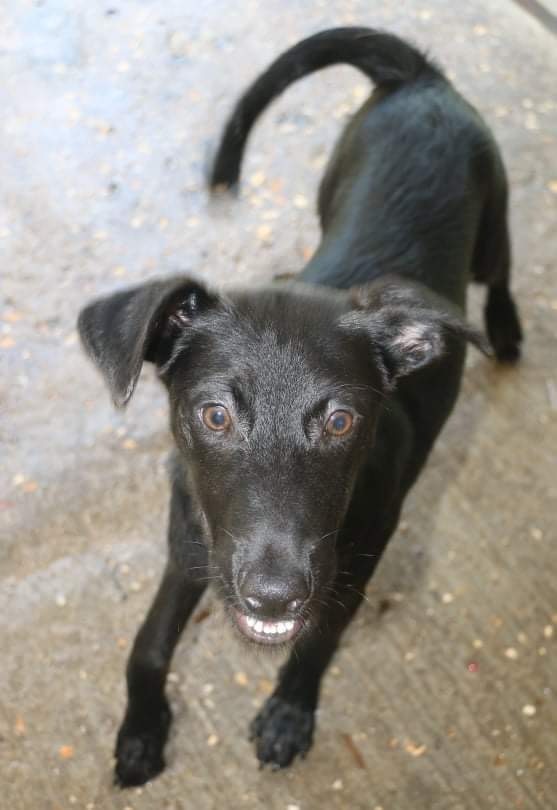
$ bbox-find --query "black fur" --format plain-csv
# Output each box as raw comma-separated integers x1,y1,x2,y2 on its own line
78,27,522,787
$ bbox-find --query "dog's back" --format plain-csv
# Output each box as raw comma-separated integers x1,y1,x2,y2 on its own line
210,26,522,362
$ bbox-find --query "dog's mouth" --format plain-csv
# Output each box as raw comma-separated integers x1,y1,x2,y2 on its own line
234,610,303,645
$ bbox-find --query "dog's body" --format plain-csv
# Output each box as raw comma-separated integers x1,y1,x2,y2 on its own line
78,28,522,786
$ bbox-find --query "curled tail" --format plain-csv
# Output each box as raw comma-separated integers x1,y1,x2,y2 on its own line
209,27,440,190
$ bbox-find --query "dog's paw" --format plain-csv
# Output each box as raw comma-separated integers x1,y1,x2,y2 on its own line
485,288,523,364
249,695,314,769
114,701,171,788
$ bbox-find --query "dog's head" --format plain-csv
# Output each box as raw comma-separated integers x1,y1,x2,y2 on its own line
78,275,486,646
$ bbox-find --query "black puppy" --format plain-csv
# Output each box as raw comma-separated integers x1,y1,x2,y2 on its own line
78,28,522,787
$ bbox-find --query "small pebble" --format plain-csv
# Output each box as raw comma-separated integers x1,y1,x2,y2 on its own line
473,639,484,649
442,592,454,604
256,224,272,242
234,671,248,687
522,705,536,717
530,527,543,541
168,31,190,57
544,625,553,639
505,648,518,660
332,778,343,790
55,594,67,607
14,715,26,736
207,734,219,747
405,740,427,757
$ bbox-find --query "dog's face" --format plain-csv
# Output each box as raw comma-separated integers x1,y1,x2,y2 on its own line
79,276,484,646
167,286,383,645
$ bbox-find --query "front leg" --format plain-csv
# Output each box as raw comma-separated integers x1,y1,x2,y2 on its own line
115,484,208,787
114,563,206,786
251,520,398,769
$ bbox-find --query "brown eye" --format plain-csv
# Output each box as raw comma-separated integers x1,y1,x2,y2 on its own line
202,404,231,432
324,410,353,437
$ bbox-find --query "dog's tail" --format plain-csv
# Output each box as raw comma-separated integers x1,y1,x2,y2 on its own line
209,27,441,190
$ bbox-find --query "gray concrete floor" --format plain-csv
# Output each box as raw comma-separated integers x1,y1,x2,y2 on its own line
1,2,556,809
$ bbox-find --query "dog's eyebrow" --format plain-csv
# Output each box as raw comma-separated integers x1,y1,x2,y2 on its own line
303,391,363,423
188,377,252,412
331,381,385,396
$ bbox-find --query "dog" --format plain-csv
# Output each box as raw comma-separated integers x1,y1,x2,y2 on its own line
78,27,523,787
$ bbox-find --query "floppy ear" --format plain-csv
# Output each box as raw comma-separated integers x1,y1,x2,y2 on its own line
340,278,490,388
78,276,216,407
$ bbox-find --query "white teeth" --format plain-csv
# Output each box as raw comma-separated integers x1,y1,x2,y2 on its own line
242,615,297,636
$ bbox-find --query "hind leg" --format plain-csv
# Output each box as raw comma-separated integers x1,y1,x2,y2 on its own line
473,196,523,363
485,281,523,363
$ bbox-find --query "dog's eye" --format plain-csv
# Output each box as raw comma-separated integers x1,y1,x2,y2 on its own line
201,404,232,432
324,410,353,437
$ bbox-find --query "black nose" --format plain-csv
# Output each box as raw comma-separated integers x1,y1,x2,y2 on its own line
239,570,309,618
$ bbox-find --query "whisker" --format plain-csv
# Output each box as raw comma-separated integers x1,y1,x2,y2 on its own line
316,529,339,544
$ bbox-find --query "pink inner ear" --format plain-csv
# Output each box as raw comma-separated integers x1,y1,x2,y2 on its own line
167,291,201,328
169,309,190,327
392,322,430,352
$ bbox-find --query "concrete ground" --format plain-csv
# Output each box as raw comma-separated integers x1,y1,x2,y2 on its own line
1,1,556,808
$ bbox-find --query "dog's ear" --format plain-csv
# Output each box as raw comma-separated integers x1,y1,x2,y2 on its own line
78,276,217,407
340,278,490,388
